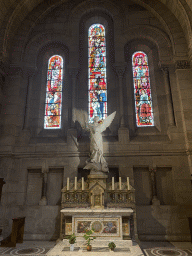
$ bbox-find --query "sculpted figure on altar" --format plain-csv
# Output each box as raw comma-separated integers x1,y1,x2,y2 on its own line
75,109,116,173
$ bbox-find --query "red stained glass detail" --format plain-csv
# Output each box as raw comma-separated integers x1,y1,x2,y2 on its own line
132,51,154,127
88,24,107,122
44,55,63,129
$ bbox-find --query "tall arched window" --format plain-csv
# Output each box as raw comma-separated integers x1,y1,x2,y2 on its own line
132,51,154,126
88,24,107,122
44,55,63,129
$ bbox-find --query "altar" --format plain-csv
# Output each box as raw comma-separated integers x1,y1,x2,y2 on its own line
59,112,136,243
59,173,136,241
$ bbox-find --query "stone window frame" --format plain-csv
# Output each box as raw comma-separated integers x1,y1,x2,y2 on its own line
125,40,162,135
36,47,69,137
78,12,116,127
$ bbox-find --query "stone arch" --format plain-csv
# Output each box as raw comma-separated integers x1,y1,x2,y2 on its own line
120,26,173,63
72,0,120,18
132,0,188,59
1,0,68,61
124,38,163,132
58,0,188,61
23,39,70,134
1,0,191,63
12,32,70,69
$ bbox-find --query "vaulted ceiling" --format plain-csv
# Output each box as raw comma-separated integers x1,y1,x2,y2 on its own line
0,0,192,64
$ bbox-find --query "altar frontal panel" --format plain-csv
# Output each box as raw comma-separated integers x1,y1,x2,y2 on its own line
74,217,121,237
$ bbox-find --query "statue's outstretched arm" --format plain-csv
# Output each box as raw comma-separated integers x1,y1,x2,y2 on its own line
99,111,116,133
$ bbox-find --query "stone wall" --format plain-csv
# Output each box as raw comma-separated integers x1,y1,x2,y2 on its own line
137,205,192,241
0,0,192,242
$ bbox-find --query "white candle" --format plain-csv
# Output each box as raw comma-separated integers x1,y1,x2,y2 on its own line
82,177,84,190
112,177,114,190
67,177,69,190
119,177,122,190
74,177,77,190
127,177,130,190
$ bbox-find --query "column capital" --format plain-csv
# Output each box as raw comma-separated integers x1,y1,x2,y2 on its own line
9,63,37,77
68,67,79,78
188,46,192,66
22,65,38,77
0,59,9,76
42,169,49,174
158,61,176,72
150,168,157,172
114,62,127,78
9,64,23,77
175,60,190,70
160,65,169,74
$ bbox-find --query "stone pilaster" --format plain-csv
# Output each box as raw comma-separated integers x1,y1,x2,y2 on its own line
0,178,6,205
1,65,24,147
114,63,126,127
114,63,129,143
161,66,175,126
39,168,49,206
69,67,79,128
22,65,37,130
150,169,160,205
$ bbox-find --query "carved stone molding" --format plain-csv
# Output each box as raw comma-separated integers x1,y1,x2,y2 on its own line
0,60,9,76
23,65,38,77
114,63,127,78
175,60,190,70
9,63,37,77
115,67,125,77
161,66,169,74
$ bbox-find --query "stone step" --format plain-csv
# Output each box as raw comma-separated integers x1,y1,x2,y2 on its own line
63,239,132,248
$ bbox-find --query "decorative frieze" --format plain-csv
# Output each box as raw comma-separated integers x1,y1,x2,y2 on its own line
175,60,190,70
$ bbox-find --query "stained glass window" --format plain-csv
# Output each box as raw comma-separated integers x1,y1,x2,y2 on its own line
44,55,63,129
132,51,154,126
88,24,107,122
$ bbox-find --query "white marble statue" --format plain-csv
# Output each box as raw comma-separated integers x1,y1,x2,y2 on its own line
75,109,116,173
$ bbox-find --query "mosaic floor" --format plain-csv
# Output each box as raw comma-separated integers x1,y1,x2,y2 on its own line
143,248,192,256
141,242,192,256
0,241,191,256
0,241,55,256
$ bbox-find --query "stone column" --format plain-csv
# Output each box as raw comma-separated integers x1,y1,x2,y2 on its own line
161,66,175,126
150,169,160,205
2,66,24,147
39,169,49,206
114,64,126,127
114,63,129,143
0,178,6,204
22,66,37,130
69,68,79,128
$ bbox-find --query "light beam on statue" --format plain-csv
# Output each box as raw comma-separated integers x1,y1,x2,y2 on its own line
75,109,116,173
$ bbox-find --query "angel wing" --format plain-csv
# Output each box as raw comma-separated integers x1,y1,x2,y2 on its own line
74,108,89,131
99,111,116,133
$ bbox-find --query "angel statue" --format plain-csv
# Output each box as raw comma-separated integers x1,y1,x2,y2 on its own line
75,109,116,173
